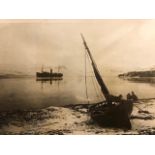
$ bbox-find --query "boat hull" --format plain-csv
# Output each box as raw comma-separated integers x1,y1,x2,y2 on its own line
36,72,63,78
89,100,133,129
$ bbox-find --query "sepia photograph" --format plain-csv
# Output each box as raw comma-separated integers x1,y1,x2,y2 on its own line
0,19,155,135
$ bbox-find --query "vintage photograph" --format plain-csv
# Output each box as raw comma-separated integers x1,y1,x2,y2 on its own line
0,19,155,135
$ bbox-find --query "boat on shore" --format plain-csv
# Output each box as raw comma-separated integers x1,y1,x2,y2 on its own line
89,100,133,129
81,34,133,129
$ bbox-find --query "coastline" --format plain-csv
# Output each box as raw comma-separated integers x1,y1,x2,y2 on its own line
0,99,155,135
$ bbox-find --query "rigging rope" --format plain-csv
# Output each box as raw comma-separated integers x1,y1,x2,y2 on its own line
90,75,100,98
85,51,104,101
84,49,90,104
88,58,104,100
91,75,104,100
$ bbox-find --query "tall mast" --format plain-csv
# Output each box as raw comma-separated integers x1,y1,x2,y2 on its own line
81,34,110,101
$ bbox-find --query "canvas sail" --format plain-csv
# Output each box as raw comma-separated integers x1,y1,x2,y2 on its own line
81,34,110,101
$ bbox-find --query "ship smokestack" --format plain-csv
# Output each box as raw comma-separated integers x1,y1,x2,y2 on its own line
50,69,53,74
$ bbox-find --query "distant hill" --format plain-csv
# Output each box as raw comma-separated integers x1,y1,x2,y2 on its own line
0,73,33,79
118,70,155,78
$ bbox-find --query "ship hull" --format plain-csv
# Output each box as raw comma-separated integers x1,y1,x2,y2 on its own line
36,72,63,78
89,100,133,129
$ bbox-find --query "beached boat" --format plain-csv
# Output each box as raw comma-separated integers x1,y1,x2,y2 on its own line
81,34,133,129
89,100,133,129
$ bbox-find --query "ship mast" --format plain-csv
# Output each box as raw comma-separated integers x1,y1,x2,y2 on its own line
81,34,110,101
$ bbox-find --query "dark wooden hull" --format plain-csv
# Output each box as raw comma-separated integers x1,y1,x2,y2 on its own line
89,100,133,129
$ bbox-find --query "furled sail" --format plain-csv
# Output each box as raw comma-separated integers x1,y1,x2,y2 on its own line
81,34,110,101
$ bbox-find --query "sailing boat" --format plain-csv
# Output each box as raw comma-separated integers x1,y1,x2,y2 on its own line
81,34,133,129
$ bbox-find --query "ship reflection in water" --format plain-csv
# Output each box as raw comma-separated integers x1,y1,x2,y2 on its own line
36,77,63,88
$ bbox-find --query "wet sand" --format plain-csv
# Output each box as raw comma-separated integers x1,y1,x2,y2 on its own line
0,99,155,135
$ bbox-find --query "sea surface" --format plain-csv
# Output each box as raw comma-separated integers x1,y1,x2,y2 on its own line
0,76,155,111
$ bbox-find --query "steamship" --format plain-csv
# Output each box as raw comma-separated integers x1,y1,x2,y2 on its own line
36,68,63,79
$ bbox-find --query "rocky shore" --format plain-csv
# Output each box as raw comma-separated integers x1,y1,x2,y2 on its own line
0,99,155,135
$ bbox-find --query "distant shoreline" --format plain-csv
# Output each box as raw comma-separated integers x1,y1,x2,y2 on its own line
118,70,155,78
118,70,155,83
0,74,34,79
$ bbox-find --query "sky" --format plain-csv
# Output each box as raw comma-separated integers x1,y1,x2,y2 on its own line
0,19,155,75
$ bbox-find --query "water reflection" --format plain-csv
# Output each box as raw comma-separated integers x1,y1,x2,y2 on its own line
36,77,63,87
0,76,155,111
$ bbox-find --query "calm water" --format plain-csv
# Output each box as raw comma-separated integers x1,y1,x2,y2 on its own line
0,76,155,111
